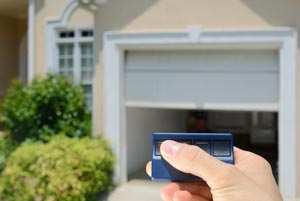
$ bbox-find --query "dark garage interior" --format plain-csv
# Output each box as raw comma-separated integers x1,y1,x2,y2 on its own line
126,108,278,182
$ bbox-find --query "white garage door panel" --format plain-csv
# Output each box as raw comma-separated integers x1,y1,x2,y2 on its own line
125,50,279,108
126,50,278,73
126,72,278,103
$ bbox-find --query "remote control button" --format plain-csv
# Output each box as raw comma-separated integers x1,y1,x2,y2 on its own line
213,140,231,156
155,140,164,156
175,139,192,145
155,139,192,156
194,140,210,154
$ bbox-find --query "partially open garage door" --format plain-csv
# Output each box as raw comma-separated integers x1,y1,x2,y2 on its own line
104,29,297,197
125,50,279,111
124,49,279,179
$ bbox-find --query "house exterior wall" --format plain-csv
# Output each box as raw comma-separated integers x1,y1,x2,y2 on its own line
67,6,93,27
31,0,300,195
0,15,26,99
35,0,69,76
93,0,300,195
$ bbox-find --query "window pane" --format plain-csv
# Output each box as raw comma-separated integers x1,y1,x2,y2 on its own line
67,44,73,55
58,43,74,82
81,44,87,55
83,84,92,94
68,31,75,38
80,43,93,83
81,70,93,82
59,31,75,38
59,59,65,68
60,32,66,38
82,84,92,110
59,45,65,56
81,30,93,37
86,46,92,55
68,58,73,67
81,58,87,67
87,57,93,66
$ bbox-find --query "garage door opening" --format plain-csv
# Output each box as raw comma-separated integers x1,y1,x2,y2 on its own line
126,108,278,182
125,48,279,181
104,29,297,196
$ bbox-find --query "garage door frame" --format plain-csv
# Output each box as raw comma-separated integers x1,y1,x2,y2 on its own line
103,27,297,197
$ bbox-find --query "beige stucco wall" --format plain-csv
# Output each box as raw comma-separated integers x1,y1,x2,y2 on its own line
94,0,300,195
0,15,22,99
35,0,69,76
68,6,93,27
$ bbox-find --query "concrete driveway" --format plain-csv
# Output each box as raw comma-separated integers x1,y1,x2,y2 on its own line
104,180,300,201
107,180,165,201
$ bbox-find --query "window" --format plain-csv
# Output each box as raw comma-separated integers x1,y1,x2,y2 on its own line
56,28,94,110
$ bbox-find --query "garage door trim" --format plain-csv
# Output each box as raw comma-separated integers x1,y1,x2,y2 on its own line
103,27,297,197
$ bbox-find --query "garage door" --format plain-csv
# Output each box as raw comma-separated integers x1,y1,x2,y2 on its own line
125,49,279,111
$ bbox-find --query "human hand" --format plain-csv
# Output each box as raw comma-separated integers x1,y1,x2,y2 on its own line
146,140,282,201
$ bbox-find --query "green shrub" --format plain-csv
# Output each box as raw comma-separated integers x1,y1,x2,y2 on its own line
0,135,114,201
0,74,91,142
0,134,17,173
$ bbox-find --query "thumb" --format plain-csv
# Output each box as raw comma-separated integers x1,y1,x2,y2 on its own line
160,140,232,185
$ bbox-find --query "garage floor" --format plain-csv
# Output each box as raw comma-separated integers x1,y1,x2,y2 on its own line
128,168,150,180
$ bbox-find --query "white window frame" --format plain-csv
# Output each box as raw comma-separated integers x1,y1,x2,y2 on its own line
103,27,298,198
28,0,35,83
55,27,94,85
54,27,95,111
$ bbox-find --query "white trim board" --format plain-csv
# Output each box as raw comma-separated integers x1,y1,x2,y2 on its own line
103,27,298,197
28,0,35,83
125,101,279,112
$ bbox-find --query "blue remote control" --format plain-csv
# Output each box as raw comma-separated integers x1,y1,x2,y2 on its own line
152,133,234,182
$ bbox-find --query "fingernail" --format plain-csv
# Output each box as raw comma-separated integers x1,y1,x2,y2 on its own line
161,140,182,157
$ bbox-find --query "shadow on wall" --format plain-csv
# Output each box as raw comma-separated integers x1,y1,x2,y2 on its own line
35,0,45,15
241,0,300,44
96,0,159,32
